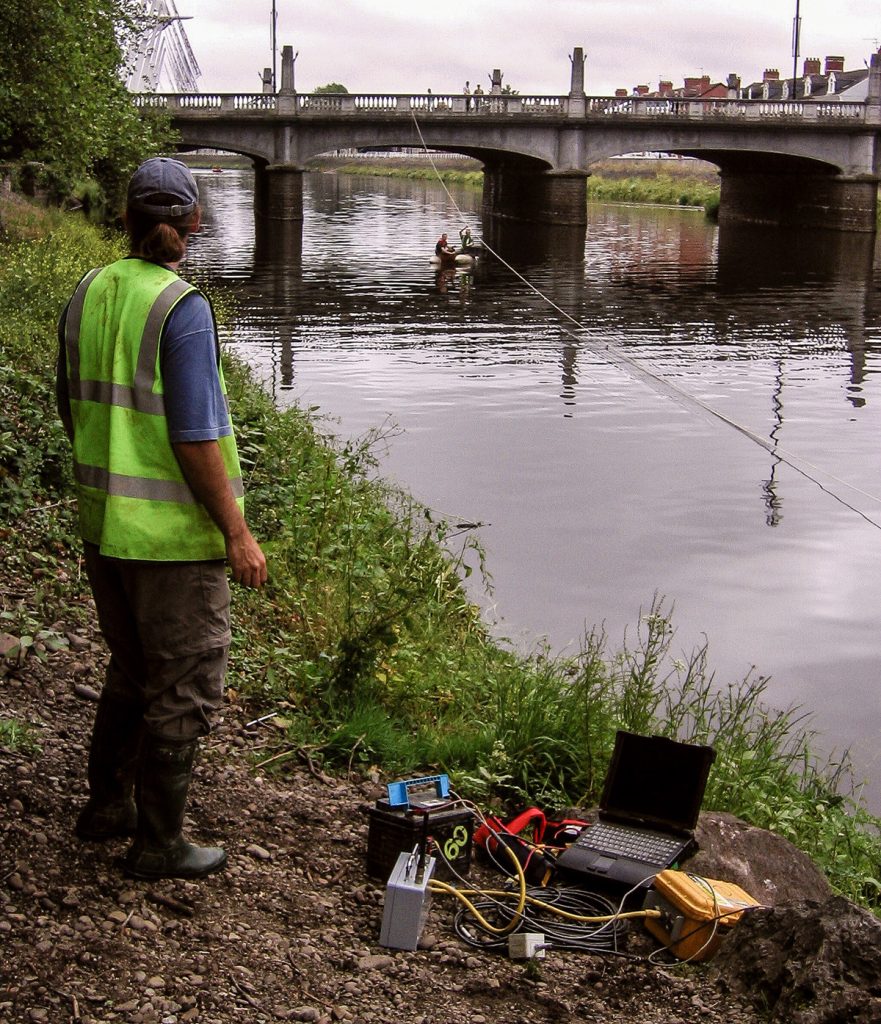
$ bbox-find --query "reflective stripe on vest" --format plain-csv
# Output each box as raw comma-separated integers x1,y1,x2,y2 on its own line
65,260,243,561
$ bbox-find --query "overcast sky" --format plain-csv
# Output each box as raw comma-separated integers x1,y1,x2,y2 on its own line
179,0,879,96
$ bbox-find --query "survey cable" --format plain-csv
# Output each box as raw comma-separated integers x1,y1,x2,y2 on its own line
423,795,662,955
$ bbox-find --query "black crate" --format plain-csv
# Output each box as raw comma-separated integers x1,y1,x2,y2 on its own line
367,798,473,881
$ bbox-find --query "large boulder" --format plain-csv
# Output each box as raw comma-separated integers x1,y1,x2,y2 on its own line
685,810,832,905
682,813,881,1022
709,896,881,1023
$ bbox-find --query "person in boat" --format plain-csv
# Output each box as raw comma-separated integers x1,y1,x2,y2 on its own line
435,233,456,261
458,225,474,251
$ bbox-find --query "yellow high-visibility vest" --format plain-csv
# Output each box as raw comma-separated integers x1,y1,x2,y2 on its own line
63,258,243,561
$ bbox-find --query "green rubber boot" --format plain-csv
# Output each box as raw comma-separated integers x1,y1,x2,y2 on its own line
122,735,227,880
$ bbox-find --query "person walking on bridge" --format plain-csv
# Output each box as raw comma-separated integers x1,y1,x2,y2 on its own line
57,157,267,880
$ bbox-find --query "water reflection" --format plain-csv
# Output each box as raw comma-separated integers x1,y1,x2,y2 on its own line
254,217,303,269
762,360,786,527
483,218,588,268
716,223,876,288
716,224,876,413
186,169,881,809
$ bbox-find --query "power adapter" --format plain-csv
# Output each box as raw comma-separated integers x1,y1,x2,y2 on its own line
508,932,546,960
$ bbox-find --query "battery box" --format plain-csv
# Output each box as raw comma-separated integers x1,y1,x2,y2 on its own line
367,797,473,881
643,868,761,962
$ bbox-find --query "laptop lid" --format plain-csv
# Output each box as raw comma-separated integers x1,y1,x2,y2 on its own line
554,731,716,889
599,730,716,835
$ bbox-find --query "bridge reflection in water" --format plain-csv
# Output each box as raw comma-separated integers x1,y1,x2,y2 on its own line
187,167,881,809
195,168,880,423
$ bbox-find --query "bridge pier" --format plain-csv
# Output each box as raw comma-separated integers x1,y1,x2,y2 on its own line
719,170,879,233
254,163,304,222
482,167,588,228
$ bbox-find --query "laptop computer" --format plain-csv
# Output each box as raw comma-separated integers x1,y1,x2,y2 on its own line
555,730,715,889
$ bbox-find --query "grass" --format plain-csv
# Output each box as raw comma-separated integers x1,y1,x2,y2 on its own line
310,155,723,215
586,173,719,210
0,718,40,754
1,193,880,910
320,161,485,190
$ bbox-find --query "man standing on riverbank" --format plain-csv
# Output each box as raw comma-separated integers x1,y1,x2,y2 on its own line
57,157,267,881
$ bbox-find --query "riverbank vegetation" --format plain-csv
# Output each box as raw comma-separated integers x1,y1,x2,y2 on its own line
310,155,723,215
312,157,485,191
2,195,880,911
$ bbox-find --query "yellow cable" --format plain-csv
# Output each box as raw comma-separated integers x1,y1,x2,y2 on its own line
428,881,662,926
428,835,528,935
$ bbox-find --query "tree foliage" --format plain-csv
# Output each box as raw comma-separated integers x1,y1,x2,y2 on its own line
0,0,172,205
313,83,349,94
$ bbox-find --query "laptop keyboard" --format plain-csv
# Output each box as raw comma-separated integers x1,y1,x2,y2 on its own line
573,822,683,862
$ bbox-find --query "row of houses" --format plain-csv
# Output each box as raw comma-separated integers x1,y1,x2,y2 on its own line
616,53,872,102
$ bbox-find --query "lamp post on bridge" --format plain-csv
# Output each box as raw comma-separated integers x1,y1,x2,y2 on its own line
791,0,801,100
271,0,278,92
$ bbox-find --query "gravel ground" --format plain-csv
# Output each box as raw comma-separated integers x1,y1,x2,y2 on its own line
0,612,775,1024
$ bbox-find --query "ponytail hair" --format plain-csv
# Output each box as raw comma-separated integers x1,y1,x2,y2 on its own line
125,205,201,264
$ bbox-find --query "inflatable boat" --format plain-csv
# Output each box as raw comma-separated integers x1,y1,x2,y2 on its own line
430,251,475,267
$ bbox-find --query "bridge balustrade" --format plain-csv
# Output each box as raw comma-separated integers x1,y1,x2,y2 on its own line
412,94,459,112
176,94,223,109
757,101,806,118
131,92,869,126
817,102,865,120
353,95,403,111
233,95,278,110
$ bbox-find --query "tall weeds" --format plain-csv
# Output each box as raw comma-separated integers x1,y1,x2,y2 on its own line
586,173,719,210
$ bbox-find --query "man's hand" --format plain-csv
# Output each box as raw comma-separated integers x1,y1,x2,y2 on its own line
225,524,268,589
173,440,268,589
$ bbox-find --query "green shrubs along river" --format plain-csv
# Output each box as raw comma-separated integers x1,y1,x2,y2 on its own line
2,196,881,910
310,156,723,216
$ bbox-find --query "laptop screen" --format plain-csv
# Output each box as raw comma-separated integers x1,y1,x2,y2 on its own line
600,731,716,834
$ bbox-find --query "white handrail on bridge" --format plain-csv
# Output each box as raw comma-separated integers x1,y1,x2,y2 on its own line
130,92,868,124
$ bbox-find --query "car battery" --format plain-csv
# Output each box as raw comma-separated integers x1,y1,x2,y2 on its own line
643,868,761,962
367,775,474,881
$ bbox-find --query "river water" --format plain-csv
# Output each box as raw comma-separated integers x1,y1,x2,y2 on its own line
184,168,881,811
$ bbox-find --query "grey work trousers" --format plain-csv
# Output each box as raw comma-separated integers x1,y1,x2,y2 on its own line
83,543,231,741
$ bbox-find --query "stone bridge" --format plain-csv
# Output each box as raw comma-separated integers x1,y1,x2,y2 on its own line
135,47,881,233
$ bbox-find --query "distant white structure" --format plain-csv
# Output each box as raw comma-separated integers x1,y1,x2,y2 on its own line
125,0,201,93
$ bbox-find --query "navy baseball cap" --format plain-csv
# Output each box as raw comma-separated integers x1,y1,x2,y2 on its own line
127,157,199,217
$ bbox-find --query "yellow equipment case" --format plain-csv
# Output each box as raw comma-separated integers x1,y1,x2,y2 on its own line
643,869,761,962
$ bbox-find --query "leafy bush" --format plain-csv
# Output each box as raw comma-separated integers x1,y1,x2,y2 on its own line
0,0,173,206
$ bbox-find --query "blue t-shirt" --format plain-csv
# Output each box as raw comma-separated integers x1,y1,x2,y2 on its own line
161,291,232,443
